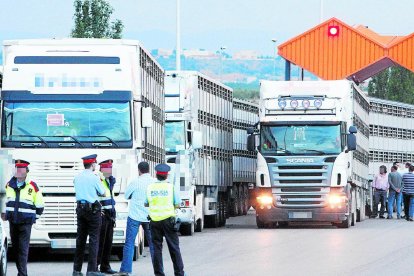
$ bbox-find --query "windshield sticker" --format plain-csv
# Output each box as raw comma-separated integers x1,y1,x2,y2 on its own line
47,114,65,126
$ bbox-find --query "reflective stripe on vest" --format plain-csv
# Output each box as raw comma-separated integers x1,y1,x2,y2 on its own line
147,182,175,222
99,178,114,210
5,180,45,223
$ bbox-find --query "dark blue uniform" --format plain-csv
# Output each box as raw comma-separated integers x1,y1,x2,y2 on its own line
97,159,117,274
73,154,106,276
4,159,44,276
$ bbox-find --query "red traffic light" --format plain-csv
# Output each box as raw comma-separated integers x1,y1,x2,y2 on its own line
328,26,340,37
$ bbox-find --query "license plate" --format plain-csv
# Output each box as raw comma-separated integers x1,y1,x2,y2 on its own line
51,239,76,249
289,212,312,219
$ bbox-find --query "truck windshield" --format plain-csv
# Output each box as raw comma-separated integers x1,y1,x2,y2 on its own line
2,101,132,148
165,121,185,153
260,124,342,155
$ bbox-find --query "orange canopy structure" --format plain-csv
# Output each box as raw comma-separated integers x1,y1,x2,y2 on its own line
278,18,414,82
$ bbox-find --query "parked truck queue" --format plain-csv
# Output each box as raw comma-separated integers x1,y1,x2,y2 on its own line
0,38,414,274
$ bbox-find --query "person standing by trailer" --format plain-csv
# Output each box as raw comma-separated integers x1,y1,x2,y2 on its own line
371,165,389,219
117,162,155,276
146,164,185,276
387,165,403,219
97,160,117,274
402,165,414,221
73,154,106,276
1,160,44,276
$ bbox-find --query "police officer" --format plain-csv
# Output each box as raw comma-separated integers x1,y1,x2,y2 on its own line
145,164,185,276
97,159,117,274
73,154,106,276
1,159,44,276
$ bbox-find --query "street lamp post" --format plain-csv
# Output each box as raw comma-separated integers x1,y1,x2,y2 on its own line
219,46,226,82
271,39,277,80
176,0,181,71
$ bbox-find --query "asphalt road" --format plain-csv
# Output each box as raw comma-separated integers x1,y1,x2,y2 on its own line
7,210,414,276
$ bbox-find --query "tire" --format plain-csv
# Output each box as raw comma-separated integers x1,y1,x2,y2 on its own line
242,185,248,215
179,222,195,236
133,245,140,261
278,221,289,228
195,217,203,232
256,215,266,229
0,244,7,276
237,186,244,216
356,208,361,222
231,185,240,216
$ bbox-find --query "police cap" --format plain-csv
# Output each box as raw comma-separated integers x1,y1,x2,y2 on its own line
155,163,171,175
81,154,97,164
99,159,113,168
15,159,30,168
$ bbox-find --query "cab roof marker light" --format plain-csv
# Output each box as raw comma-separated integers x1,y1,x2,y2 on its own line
302,100,310,109
290,100,298,109
278,100,287,109
314,99,323,109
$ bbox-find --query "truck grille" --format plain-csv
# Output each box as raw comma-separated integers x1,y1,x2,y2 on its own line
28,161,83,194
271,163,330,208
37,200,77,227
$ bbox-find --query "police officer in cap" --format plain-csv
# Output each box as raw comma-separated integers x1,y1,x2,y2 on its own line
73,154,106,276
145,164,185,276
1,159,44,276
97,159,117,274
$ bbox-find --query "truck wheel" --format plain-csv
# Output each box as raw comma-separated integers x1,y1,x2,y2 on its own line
180,222,195,236
195,217,204,232
242,185,249,215
256,215,266,229
231,185,240,216
0,243,7,276
335,215,351,228
205,214,219,228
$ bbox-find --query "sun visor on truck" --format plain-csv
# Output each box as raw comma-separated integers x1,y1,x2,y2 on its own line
0,90,132,102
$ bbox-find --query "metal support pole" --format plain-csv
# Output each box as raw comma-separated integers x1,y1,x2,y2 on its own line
176,0,181,71
285,60,291,81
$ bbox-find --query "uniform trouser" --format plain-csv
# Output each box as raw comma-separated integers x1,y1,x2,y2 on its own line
403,193,412,219
9,222,32,276
97,212,115,271
73,206,102,273
373,190,387,217
150,217,185,276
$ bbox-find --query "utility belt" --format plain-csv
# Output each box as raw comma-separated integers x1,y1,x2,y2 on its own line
77,200,102,214
374,188,386,191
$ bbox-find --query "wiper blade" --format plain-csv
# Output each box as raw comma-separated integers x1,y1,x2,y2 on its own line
301,149,326,155
277,147,292,154
12,135,50,148
54,136,84,148
74,136,119,148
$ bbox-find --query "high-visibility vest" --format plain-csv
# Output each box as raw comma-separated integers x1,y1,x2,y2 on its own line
5,177,44,224
99,177,115,213
147,181,175,222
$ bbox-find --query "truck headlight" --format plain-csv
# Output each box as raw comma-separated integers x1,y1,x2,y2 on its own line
116,212,129,220
327,194,347,208
257,195,273,205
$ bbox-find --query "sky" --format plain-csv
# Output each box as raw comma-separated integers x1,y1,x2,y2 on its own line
0,0,413,55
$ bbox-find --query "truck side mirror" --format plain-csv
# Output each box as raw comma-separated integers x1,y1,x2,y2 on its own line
349,125,357,134
347,133,357,151
141,107,153,128
247,134,256,152
192,131,203,149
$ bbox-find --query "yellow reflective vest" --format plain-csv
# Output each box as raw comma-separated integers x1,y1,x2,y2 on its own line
5,177,44,224
146,181,175,222
99,176,116,215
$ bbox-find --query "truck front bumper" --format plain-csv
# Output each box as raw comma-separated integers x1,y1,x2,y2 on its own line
256,205,348,223
5,223,129,248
